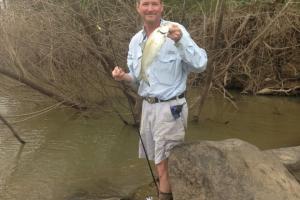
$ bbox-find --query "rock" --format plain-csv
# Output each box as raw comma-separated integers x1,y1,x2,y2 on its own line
129,182,158,200
168,139,300,200
266,146,300,182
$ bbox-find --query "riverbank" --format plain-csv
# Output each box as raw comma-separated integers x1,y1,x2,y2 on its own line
0,1,298,112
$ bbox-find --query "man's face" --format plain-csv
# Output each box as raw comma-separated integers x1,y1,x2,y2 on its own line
136,0,163,25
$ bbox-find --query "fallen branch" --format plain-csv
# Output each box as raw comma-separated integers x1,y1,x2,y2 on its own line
256,86,300,96
0,67,86,110
0,113,25,144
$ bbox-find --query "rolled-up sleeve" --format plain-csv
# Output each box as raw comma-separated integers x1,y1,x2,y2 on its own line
175,25,208,73
127,40,139,87
127,46,135,80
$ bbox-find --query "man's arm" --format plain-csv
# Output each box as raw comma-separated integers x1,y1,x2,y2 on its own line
112,37,136,83
168,24,208,73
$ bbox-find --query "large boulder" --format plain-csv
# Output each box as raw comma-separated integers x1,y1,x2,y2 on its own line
168,139,300,200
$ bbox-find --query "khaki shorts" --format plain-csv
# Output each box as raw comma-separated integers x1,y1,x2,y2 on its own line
138,97,188,164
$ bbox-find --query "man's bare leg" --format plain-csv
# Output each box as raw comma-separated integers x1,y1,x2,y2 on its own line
156,159,173,200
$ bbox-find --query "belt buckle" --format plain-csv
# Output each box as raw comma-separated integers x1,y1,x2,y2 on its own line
146,97,156,104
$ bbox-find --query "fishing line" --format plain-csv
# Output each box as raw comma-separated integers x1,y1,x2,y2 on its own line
126,93,159,196
110,39,160,198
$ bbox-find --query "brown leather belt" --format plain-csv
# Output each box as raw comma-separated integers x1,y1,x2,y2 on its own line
143,92,185,104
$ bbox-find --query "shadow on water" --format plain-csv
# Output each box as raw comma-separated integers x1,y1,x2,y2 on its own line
0,94,299,200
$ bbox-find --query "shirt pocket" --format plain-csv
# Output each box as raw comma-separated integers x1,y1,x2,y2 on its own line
153,51,178,85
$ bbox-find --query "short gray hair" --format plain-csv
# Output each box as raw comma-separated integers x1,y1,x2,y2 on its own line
136,0,162,4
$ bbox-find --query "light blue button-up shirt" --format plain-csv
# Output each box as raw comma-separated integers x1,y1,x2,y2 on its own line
127,19,207,100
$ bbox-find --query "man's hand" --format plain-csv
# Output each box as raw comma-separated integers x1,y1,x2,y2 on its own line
112,66,133,83
112,66,126,81
168,24,182,43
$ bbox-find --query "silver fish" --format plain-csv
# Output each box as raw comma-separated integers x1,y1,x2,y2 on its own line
138,24,170,85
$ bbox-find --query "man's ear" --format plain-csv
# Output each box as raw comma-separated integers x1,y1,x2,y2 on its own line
136,2,140,13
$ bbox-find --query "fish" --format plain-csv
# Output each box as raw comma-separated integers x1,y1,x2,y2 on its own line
138,24,170,85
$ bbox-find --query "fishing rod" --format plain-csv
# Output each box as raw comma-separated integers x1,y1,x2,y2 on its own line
110,40,159,197
97,6,159,196
68,4,158,194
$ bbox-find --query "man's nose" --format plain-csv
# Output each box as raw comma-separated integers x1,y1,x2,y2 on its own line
146,4,155,12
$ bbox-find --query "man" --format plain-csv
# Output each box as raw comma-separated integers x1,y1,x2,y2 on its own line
112,0,207,199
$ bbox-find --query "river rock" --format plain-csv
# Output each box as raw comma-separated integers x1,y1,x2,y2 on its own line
129,181,158,200
168,139,300,200
266,146,300,182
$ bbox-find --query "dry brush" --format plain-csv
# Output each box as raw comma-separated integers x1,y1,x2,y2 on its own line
0,0,299,122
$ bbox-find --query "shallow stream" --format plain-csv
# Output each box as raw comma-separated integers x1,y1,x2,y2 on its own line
0,93,299,200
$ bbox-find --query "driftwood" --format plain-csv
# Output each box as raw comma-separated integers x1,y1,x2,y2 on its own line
256,86,300,96
0,113,25,144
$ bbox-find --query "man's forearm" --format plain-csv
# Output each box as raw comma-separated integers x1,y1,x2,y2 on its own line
122,73,134,83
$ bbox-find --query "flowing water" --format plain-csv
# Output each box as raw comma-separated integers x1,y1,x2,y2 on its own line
0,93,299,200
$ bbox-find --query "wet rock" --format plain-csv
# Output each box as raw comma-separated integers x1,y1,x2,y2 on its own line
168,139,300,200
